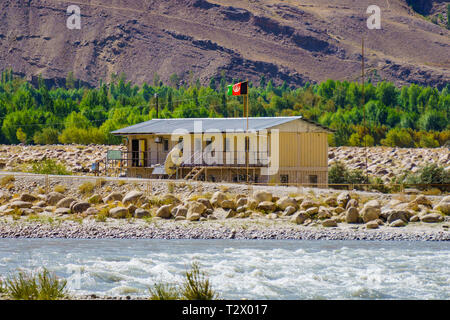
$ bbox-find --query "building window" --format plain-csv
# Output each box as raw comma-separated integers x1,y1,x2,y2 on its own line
163,139,169,152
281,174,289,184
308,175,318,186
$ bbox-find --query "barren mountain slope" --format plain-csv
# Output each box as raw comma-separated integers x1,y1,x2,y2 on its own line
0,0,449,88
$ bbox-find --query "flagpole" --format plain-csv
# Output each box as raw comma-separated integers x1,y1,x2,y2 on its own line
245,80,249,184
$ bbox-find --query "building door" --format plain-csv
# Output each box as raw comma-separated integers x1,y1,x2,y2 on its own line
132,139,139,167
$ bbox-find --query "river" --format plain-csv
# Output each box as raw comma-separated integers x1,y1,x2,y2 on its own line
0,239,449,299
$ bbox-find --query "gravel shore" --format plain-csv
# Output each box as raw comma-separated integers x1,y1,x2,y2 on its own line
1,218,449,241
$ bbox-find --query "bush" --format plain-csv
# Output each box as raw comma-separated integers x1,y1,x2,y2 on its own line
0,175,15,186
148,262,218,300
29,159,71,175
4,268,68,300
328,161,369,190
181,262,218,300
79,182,95,195
149,283,181,300
399,164,450,192
33,128,60,145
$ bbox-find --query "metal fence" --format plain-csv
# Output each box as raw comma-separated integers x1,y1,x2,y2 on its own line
0,172,448,195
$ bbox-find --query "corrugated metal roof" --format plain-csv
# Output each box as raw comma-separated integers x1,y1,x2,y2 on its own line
112,116,331,135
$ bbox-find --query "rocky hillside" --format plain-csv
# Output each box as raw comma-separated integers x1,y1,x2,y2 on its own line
1,0,449,88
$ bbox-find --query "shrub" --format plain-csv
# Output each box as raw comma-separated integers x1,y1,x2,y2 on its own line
33,128,60,145
54,185,67,193
404,164,450,191
147,262,218,300
181,262,218,300
79,182,95,195
29,159,71,175
4,268,68,300
328,161,368,190
149,283,181,300
0,175,15,186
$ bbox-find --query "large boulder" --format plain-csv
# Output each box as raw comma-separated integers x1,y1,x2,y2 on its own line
346,199,359,209
109,207,128,219
72,202,91,213
324,196,338,207
365,221,379,229
122,191,144,205
290,212,308,224
317,207,332,220
10,201,32,209
322,219,337,227
361,201,381,223
300,199,318,210
390,219,406,227
172,205,188,217
257,201,276,212
221,200,236,210
283,206,297,216
156,205,172,219
276,197,298,211
410,195,432,207
252,191,272,204
236,197,248,207
197,198,212,210
134,208,151,218
434,196,450,215
56,197,78,208
210,191,227,207
346,207,360,223
46,192,65,206
162,194,181,205
20,194,37,202
103,192,123,203
187,201,206,221
420,213,444,223
387,210,409,224
337,192,351,208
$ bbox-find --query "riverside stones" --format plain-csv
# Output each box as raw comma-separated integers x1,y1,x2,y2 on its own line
346,207,360,223
10,201,32,209
337,192,351,207
104,192,123,203
122,191,144,205
72,202,91,213
283,206,297,216
322,219,337,227
20,193,37,202
361,200,381,223
324,196,338,207
387,210,409,224
56,197,78,208
365,221,379,229
252,191,272,204
156,205,172,219
221,200,235,210
109,207,128,219
46,192,65,206
390,219,406,227
434,196,450,215
420,213,444,223
172,205,188,217
257,201,276,212
210,191,227,207
276,197,298,211
187,201,206,221
134,208,150,218
300,199,318,210
290,212,308,224
197,198,212,210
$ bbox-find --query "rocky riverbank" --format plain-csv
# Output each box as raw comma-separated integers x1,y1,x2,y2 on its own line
0,174,449,241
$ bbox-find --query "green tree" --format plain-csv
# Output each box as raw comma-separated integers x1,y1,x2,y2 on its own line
16,128,27,143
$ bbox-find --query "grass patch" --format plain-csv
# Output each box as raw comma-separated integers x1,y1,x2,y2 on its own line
3,268,68,300
149,283,181,300
117,180,127,187
27,159,71,175
54,185,67,193
0,175,15,187
78,182,95,195
167,182,175,193
148,262,218,300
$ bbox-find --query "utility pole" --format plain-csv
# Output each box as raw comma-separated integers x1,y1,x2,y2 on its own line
154,93,159,119
362,37,369,187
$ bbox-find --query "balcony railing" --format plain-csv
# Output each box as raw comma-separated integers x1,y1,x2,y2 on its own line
109,151,270,168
